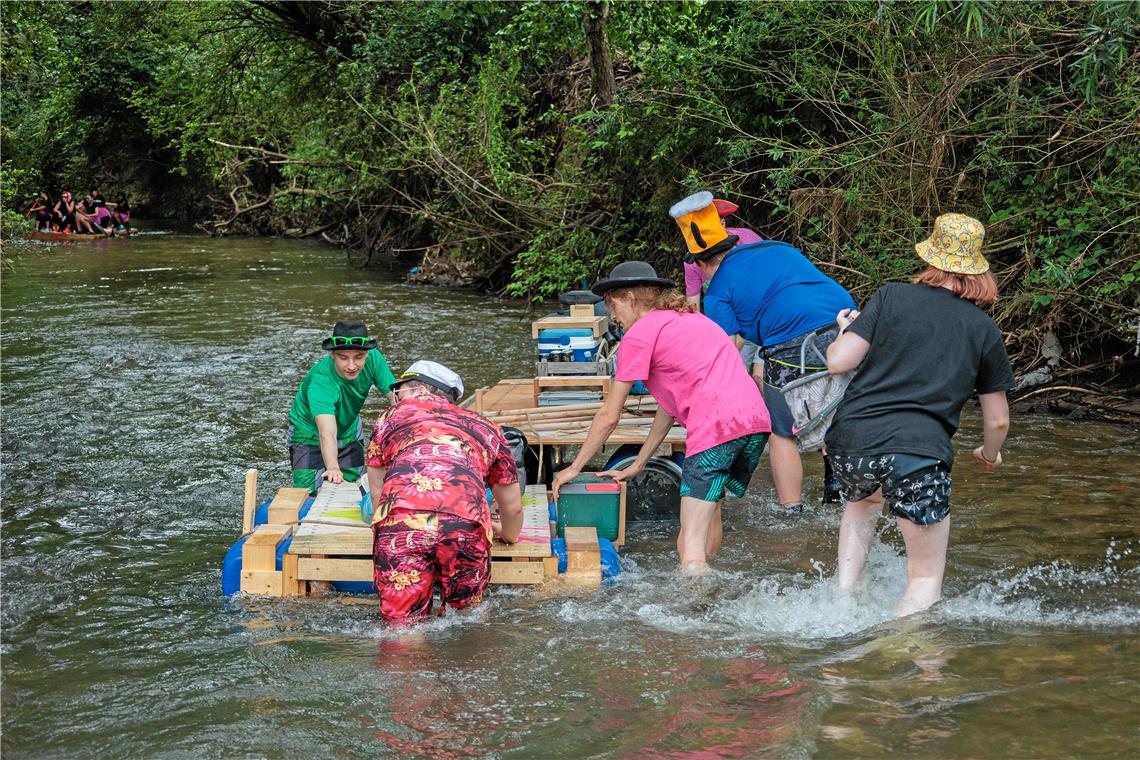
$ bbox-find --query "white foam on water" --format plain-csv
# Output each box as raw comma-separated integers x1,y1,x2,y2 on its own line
545,536,1140,642
942,540,1139,628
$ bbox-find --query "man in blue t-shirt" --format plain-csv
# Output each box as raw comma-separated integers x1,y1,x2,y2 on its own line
698,239,856,511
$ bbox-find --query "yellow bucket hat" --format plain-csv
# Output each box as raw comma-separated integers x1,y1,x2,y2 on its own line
916,213,989,274
669,191,739,263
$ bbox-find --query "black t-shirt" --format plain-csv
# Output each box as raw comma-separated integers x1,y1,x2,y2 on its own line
824,282,1014,464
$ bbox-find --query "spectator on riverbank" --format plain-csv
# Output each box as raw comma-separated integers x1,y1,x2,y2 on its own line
287,320,397,493
366,360,522,621
824,213,1013,617
670,191,855,512
551,261,771,574
26,192,52,231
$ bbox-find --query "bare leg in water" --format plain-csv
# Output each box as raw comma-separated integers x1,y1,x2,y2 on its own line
837,489,882,591
705,504,723,558
677,496,720,574
894,517,950,617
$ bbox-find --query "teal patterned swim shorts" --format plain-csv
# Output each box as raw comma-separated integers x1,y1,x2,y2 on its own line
679,433,769,502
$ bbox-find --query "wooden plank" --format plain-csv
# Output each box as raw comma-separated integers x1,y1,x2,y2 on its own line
242,468,258,534
491,560,545,585
536,360,609,376
536,376,613,389
564,526,602,587
289,530,372,556
266,487,309,525
543,555,559,577
240,570,284,596
297,557,374,582
564,526,599,551
616,481,627,547
531,315,606,339
242,524,292,572
569,304,595,316
281,552,304,596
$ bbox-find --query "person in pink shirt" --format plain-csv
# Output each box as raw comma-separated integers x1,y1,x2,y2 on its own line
551,261,771,573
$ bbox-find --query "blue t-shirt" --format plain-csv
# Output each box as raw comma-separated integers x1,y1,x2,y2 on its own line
703,241,856,347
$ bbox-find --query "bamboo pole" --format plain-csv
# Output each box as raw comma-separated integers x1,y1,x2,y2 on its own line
242,468,258,534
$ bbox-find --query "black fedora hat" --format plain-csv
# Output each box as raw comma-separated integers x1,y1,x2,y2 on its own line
321,320,378,351
590,261,676,297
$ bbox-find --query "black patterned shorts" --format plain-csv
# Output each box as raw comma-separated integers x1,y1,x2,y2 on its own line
828,453,952,525
680,433,769,503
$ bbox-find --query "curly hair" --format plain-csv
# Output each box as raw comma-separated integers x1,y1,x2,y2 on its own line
604,285,694,315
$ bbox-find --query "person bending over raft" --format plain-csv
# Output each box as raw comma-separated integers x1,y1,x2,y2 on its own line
824,213,1013,617
670,191,856,512
287,320,397,493
551,262,772,575
366,361,523,621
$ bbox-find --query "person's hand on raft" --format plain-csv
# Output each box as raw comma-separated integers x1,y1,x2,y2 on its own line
972,446,1003,472
491,518,516,543
322,468,345,484
597,461,643,483
836,308,861,333
550,466,581,501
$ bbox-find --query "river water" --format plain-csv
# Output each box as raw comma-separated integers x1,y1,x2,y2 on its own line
2,233,1138,758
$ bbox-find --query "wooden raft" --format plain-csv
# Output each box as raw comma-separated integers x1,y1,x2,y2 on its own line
239,481,566,596
468,386,686,452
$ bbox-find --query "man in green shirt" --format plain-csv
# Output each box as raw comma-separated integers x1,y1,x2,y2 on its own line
287,320,398,492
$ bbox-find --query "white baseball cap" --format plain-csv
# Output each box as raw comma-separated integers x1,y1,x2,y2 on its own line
395,360,464,402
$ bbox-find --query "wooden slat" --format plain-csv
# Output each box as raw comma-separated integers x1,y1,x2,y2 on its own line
297,557,373,582
281,552,304,596
620,480,629,546
531,315,606,339
491,560,545,585
564,526,602,587
536,376,613,388
569,304,595,317
242,524,292,572
240,570,284,596
266,487,309,525
288,530,372,556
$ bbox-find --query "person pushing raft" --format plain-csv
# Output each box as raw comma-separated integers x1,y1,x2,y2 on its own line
551,262,771,574
824,213,1013,616
286,320,397,493
366,361,523,621
669,191,856,512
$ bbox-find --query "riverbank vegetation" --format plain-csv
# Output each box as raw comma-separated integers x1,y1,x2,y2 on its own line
2,1,1137,378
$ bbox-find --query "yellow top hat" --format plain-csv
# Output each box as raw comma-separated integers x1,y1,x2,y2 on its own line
669,191,737,262
916,213,989,274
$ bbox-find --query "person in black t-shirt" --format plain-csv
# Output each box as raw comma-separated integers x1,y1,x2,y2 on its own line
824,213,1014,617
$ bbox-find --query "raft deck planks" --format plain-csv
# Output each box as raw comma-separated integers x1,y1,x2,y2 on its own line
240,483,556,596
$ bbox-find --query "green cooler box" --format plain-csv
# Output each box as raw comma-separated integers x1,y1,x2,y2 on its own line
556,474,626,546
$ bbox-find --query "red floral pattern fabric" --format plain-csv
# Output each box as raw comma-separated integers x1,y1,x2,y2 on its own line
372,510,491,621
366,394,518,533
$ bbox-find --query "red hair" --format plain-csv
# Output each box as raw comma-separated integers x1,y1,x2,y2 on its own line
912,266,998,304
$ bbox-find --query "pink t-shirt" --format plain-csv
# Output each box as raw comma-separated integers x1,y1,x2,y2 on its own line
615,309,771,455
683,227,763,297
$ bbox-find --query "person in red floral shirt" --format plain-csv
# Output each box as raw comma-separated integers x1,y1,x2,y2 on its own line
366,361,523,621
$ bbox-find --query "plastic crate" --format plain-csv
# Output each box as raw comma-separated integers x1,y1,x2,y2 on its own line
555,473,625,545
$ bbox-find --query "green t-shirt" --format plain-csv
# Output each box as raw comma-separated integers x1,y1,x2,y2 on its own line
288,349,397,446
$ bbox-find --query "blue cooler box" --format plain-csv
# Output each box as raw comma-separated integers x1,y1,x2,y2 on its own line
537,328,601,362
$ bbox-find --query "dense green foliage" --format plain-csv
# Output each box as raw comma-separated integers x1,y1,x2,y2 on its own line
2,0,1137,369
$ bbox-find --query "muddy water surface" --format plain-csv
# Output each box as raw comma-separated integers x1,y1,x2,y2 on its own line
2,233,1137,757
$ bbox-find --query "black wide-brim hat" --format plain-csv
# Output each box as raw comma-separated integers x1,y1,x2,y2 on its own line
321,320,378,351
590,261,677,297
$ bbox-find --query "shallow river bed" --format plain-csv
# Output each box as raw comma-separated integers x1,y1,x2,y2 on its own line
2,233,1137,757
